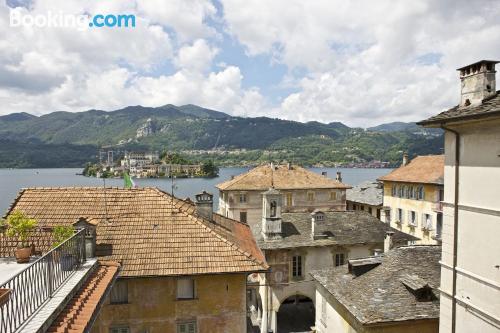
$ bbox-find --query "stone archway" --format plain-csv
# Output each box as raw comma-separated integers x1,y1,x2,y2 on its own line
277,294,315,333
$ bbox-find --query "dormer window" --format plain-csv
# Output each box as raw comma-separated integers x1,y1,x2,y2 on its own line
316,214,325,221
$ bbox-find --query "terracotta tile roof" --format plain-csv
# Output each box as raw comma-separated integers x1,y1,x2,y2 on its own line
5,187,268,277
418,91,500,126
47,261,120,333
377,155,444,185
216,164,351,191
310,245,441,324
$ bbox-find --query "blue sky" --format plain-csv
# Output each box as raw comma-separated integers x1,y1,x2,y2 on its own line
1,0,500,126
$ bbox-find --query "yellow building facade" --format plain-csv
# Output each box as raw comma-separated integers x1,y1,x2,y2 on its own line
379,155,444,245
92,274,247,333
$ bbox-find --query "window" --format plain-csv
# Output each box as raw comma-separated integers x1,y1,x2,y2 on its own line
353,204,358,210
398,186,404,198
239,193,247,203
409,211,417,226
307,192,315,202
396,208,404,223
408,186,415,199
330,191,337,201
391,185,397,197
110,327,130,333
270,200,277,217
177,321,197,333
110,280,128,304
377,209,381,219
286,193,293,206
335,253,345,266
361,205,365,211
292,255,303,277
423,213,433,230
368,207,372,214
417,186,425,200
239,211,247,223
315,213,325,221
177,279,195,299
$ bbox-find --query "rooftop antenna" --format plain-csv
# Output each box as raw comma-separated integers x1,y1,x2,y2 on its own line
103,177,109,223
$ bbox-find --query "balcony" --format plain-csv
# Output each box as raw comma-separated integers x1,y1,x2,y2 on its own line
0,229,95,333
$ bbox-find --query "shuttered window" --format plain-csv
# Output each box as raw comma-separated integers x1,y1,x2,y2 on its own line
292,255,302,277
177,321,197,333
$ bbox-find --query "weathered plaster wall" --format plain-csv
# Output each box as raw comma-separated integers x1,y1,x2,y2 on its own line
218,189,347,225
91,274,247,333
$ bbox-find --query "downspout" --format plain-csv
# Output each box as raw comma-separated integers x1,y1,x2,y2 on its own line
441,124,460,333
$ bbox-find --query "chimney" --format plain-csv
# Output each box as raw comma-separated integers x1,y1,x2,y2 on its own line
384,230,394,252
195,191,213,221
402,153,409,166
336,171,342,182
287,162,292,170
321,171,327,177
458,60,499,107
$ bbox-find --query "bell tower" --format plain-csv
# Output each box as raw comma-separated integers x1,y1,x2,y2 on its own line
261,188,282,240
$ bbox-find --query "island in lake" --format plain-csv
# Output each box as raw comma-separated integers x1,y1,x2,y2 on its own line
83,151,219,179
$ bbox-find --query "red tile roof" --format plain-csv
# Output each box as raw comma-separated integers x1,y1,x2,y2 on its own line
6,187,268,277
216,164,351,191
47,261,119,333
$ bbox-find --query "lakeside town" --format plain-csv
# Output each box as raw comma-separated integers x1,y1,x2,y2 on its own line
0,60,499,333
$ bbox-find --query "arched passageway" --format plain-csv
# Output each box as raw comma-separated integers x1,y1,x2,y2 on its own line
277,295,315,333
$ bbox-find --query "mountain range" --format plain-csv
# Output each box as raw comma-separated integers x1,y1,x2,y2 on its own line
0,105,443,168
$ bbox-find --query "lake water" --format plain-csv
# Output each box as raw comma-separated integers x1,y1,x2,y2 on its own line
0,167,392,214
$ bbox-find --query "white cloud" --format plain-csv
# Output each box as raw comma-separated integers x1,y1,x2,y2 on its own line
221,0,500,126
174,39,218,73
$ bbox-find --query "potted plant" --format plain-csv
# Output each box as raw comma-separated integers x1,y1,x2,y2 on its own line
5,210,37,263
52,225,76,271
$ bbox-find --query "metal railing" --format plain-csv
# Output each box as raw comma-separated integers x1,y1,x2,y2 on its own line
0,229,86,333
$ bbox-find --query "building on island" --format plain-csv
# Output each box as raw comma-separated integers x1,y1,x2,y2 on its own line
418,60,500,333
346,181,383,219
378,154,444,244
216,163,351,225
311,245,441,333
248,187,417,333
3,187,268,333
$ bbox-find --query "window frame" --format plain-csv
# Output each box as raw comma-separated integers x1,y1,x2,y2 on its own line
239,193,247,203
176,278,196,300
239,211,247,223
334,253,345,267
286,193,293,206
329,191,337,201
177,320,197,333
110,280,128,304
291,255,303,278
307,192,315,202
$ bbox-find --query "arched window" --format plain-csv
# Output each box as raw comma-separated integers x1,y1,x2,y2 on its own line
270,200,277,217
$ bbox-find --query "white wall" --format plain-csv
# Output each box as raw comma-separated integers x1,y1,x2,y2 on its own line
315,288,357,333
439,118,500,333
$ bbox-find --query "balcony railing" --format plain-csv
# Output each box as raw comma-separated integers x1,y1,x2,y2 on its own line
0,229,86,333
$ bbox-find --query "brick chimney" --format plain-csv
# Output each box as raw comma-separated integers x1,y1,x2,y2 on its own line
458,60,499,107
336,171,342,182
384,230,394,252
195,191,213,221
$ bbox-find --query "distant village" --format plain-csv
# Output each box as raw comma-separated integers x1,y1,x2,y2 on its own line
0,60,498,333
83,151,218,178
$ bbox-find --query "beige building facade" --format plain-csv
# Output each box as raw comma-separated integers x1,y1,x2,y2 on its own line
378,155,444,244
419,60,500,333
217,164,350,226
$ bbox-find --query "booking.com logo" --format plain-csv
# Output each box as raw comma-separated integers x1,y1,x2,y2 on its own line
9,9,136,30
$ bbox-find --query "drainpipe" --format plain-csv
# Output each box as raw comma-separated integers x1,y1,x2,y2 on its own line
441,124,460,333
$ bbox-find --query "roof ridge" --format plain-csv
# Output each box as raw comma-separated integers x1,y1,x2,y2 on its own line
216,164,266,189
